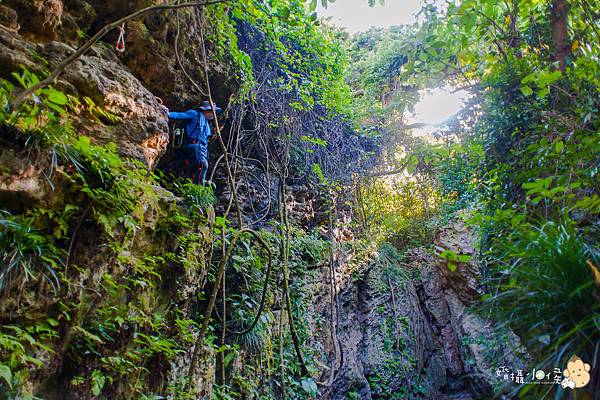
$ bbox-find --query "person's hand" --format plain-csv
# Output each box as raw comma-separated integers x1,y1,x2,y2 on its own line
160,104,169,117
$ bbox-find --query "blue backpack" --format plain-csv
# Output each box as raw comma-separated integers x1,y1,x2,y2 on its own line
169,111,203,148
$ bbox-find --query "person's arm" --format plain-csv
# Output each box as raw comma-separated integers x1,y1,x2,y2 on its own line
168,110,197,120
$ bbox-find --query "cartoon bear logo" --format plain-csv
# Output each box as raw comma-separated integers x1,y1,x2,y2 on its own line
562,355,591,389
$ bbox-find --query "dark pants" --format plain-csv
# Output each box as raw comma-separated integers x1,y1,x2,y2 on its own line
185,143,209,186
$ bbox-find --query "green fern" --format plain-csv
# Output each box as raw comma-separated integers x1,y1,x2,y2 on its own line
0,211,64,297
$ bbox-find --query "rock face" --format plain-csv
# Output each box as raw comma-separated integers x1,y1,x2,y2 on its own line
305,221,527,400
0,147,51,213
0,24,169,168
2,0,223,101
0,4,218,397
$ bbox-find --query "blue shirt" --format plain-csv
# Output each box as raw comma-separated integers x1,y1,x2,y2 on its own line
168,110,212,149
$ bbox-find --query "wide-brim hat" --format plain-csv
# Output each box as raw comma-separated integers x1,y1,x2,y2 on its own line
199,100,222,114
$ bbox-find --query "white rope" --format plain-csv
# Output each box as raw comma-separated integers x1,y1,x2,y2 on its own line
115,23,126,53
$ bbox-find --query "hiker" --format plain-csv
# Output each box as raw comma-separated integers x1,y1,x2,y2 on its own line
162,100,222,186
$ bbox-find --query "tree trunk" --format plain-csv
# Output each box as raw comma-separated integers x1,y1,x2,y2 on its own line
551,0,570,71
508,0,521,51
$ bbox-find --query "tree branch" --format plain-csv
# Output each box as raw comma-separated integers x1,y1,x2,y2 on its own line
551,0,570,71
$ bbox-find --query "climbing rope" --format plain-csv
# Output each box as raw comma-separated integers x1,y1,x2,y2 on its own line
115,23,126,53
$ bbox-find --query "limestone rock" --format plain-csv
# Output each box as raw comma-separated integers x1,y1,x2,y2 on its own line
0,5,20,31
2,0,64,40
302,221,528,400
170,345,215,400
0,147,50,212
0,26,169,168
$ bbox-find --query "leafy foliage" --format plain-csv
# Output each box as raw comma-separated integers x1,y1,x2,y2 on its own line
347,0,599,396
482,221,599,360
1,0,599,398
0,212,64,297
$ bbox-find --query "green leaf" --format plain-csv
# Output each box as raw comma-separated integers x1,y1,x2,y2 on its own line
521,72,536,84
223,351,236,367
91,370,105,396
46,102,66,114
555,140,564,153
461,12,477,32
439,249,458,261
406,155,419,174
549,186,566,195
522,181,539,189
447,261,457,272
73,326,104,344
0,364,12,388
538,69,562,86
47,90,69,105
301,378,318,395
520,85,533,96
12,72,28,88
536,86,550,98
457,254,472,263
530,195,544,204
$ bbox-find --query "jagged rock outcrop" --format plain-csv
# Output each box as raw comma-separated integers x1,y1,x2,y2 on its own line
0,147,52,213
306,221,527,400
0,0,238,171
2,0,232,102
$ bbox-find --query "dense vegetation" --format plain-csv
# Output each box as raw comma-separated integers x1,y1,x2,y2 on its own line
0,0,598,399
347,0,599,397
